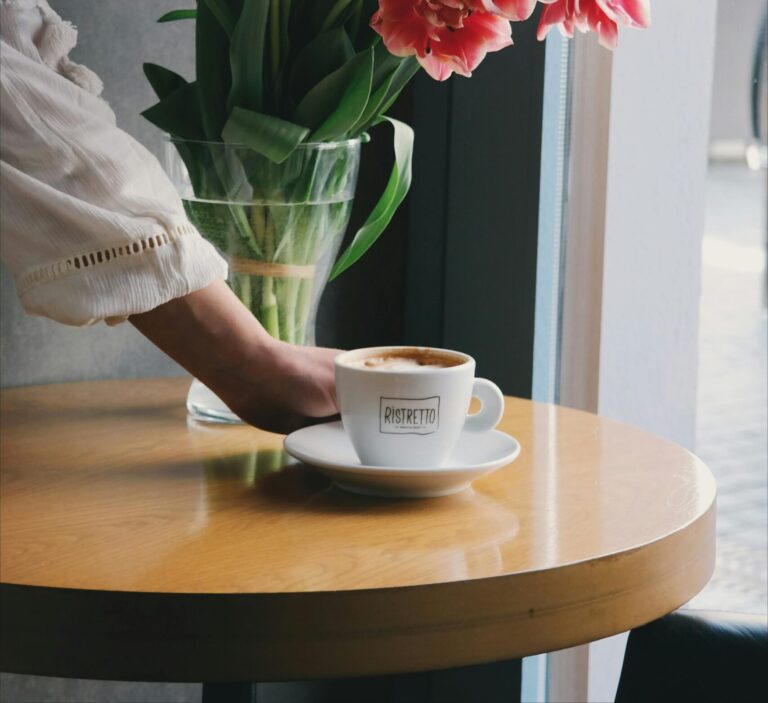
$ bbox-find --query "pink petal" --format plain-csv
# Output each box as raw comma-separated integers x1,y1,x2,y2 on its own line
596,0,651,27
470,0,538,21
536,0,569,40
431,11,512,75
586,2,619,47
535,0,645,48
371,6,430,57
377,0,417,20
418,51,463,80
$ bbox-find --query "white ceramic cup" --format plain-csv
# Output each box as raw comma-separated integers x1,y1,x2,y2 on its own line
334,346,505,468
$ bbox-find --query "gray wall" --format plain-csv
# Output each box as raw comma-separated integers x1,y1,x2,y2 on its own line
1,4,199,700
1,0,195,389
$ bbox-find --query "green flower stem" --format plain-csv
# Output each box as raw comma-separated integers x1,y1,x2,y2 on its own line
221,200,356,345
251,205,266,250
276,277,296,344
261,280,279,339
294,205,324,344
295,201,348,342
235,272,252,312
250,275,263,318
278,275,302,344
245,204,279,338
195,195,355,346
272,204,292,344
261,210,280,339
282,204,308,344
230,204,263,258
291,278,304,343
294,278,314,345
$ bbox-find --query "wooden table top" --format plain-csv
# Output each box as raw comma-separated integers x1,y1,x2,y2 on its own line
0,378,716,682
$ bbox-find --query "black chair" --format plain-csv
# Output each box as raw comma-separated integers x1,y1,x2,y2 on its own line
615,609,768,703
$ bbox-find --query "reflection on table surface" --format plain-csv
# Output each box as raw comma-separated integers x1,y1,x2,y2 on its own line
0,378,715,595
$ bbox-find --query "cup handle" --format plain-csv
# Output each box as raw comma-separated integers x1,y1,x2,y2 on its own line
463,378,505,433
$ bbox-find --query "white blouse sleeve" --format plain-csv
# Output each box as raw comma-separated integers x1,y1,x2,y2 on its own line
0,0,228,326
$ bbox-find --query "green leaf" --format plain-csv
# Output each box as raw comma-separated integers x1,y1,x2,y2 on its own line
289,28,354,107
375,56,420,117
344,40,406,136
143,63,187,100
350,55,418,136
141,82,206,140
222,107,309,163
202,0,236,36
348,70,392,136
370,36,400,90
227,0,270,113
196,0,232,140
294,48,373,141
142,67,210,195
158,9,197,22
329,117,414,280
318,0,356,31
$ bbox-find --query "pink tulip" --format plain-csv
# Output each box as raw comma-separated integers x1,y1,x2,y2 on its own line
370,1,514,81
469,1,538,21
536,0,651,49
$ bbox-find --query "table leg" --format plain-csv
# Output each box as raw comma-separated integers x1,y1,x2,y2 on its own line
202,659,521,703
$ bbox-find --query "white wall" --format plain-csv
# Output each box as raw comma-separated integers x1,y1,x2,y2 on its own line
598,0,719,451
554,1,720,701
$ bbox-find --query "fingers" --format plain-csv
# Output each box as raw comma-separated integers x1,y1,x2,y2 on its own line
233,408,339,435
301,413,341,428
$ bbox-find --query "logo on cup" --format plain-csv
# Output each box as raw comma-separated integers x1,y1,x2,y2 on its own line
379,396,440,435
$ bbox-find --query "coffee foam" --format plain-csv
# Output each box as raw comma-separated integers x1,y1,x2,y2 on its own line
353,357,442,371
349,348,466,372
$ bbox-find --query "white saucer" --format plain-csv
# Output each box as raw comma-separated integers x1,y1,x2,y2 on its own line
283,421,521,498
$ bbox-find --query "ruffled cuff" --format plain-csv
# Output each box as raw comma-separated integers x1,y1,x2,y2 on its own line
16,223,228,326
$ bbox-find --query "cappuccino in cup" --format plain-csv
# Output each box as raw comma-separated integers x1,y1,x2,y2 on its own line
348,348,465,372
335,346,504,468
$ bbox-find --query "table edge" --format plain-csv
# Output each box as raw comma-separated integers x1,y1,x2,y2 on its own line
0,499,716,681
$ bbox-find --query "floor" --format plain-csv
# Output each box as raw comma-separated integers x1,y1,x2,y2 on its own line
686,163,768,615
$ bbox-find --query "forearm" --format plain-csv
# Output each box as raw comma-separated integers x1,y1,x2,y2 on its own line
130,280,340,433
130,280,276,412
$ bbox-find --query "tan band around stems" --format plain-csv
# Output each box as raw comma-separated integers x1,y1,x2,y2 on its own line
230,258,316,279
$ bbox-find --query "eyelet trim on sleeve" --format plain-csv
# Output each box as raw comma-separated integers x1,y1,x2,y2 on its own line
16,223,201,294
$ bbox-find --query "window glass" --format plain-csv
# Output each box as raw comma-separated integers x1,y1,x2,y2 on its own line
687,0,767,615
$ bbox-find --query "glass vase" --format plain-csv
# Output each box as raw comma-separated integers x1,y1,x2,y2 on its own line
166,139,361,423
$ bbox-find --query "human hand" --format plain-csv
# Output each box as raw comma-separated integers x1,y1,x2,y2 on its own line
130,280,341,434
226,340,342,434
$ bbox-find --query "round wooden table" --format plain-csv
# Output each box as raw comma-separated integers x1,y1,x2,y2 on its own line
0,379,715,685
